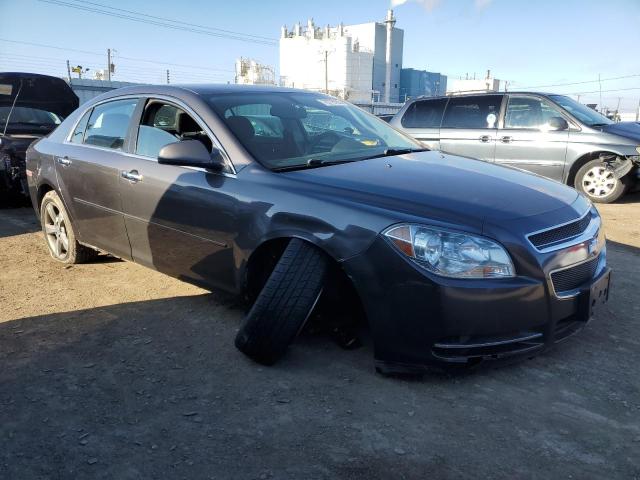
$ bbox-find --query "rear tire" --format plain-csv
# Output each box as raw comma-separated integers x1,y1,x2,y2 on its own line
40,190,97,264
235,238,328,365
574,159,629,203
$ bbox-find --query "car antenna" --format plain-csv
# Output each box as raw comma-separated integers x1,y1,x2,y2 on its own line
2,79,24,136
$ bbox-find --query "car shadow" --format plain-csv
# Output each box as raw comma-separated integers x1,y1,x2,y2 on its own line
0,207,41,238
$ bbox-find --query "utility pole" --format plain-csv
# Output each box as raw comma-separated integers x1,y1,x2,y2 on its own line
107,48,112,81
66,60,72,82
637,98,640,122
324,50,328,94
577,94,581,103
616,97,621,113
166,69,170,84
598,73,602,112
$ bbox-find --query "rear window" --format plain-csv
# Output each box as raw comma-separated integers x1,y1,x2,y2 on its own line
401,99,447,128
70,110,91,144
442,95,503,129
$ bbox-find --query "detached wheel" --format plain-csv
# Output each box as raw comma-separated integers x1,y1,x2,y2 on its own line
575,159,628,203
40,190,97,264
235,238,328,365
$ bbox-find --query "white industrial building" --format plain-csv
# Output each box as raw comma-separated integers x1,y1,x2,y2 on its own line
235,57,276,85
446,71,501,94
279,10,403,103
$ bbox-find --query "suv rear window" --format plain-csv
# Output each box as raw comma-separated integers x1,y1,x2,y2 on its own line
442,95,503,129
401,99,447,128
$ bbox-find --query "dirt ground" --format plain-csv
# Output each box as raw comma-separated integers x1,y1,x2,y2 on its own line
1,194,639,479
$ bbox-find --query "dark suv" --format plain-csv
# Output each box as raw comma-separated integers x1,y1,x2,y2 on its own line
391,92,640,203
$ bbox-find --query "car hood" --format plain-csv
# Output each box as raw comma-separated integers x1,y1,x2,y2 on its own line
598,121,640,143
284,151,579,229
0,72,79,118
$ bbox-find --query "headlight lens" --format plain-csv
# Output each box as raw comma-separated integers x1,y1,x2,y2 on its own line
384,224,515,278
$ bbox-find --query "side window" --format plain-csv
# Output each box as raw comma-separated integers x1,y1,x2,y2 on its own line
84,99,138,150
70,109,91,144
442,95,503,129
401,99,447,128
504,96,566,129
136,101,213,158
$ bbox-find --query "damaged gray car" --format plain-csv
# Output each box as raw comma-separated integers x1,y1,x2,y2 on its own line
0,72,78,203
391,92,640,203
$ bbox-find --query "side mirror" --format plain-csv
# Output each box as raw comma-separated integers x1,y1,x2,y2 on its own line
548,117,569,131
158,140,225,171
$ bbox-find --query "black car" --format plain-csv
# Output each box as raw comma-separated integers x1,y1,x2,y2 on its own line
0,72,79,202
26,84,610,374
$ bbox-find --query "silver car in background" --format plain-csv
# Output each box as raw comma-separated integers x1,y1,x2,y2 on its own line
391,92,640,203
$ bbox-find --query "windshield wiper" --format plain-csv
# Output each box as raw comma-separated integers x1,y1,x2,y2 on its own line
361,147,429,160
272,147,429,172
272,158,358,172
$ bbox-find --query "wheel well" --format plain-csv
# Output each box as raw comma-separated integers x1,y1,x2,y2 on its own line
36,183,55,212
244,237,367,324
566,151,619,186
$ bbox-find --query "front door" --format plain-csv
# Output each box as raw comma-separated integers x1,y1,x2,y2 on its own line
494,95,569,182
119,99,237,290
55,98,139,260
438,94,503,162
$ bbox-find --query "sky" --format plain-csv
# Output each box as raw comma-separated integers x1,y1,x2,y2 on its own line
0,0,639,112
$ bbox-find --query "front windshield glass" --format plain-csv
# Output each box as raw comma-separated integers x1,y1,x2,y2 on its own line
207,92,423,170
0,106,63,131
548,95,613,127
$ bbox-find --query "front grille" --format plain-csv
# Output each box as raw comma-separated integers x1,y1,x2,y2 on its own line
551,256,599,294
529,213,591,249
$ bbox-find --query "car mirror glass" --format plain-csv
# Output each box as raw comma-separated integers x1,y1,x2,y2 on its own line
547,116,569,131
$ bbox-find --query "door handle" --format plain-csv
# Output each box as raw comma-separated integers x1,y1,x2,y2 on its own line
500,136,513,143
121,170,142,182
479,135,491,143
56,156,71,166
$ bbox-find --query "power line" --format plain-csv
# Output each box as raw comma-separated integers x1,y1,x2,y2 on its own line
77,0,276,42
0,39,235,73
516,74,640,89
566,87,640,95
37,0,277,46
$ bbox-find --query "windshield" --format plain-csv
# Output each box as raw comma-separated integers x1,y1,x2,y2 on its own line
548,95,613,127
207,92,423,170
0,106,63,132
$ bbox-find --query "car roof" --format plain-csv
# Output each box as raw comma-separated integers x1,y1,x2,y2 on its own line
86,83,331,108
408,91,561,102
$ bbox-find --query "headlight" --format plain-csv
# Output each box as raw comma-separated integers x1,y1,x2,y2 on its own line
384,224,515,278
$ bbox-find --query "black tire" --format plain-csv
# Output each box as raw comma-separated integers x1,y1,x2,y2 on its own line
40,190,98,264
235,238,328,365
574,159,629,203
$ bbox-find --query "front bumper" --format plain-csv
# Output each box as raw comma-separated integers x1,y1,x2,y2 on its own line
342,229,609,373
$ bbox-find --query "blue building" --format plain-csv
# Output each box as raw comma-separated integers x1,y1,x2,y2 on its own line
399,68,447,100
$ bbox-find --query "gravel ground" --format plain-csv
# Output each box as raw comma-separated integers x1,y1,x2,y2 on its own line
1,195,639,480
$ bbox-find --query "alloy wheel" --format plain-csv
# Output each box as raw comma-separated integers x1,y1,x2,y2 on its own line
581,165,617,199
43,202,69,259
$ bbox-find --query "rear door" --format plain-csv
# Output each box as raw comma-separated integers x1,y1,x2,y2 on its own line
439,95,503,162
396,98,447,150
119,97,238,290
55,98,139,259
494,94,569,181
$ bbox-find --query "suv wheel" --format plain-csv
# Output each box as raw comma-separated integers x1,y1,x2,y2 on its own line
574,159,628,203
40,190,97,264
